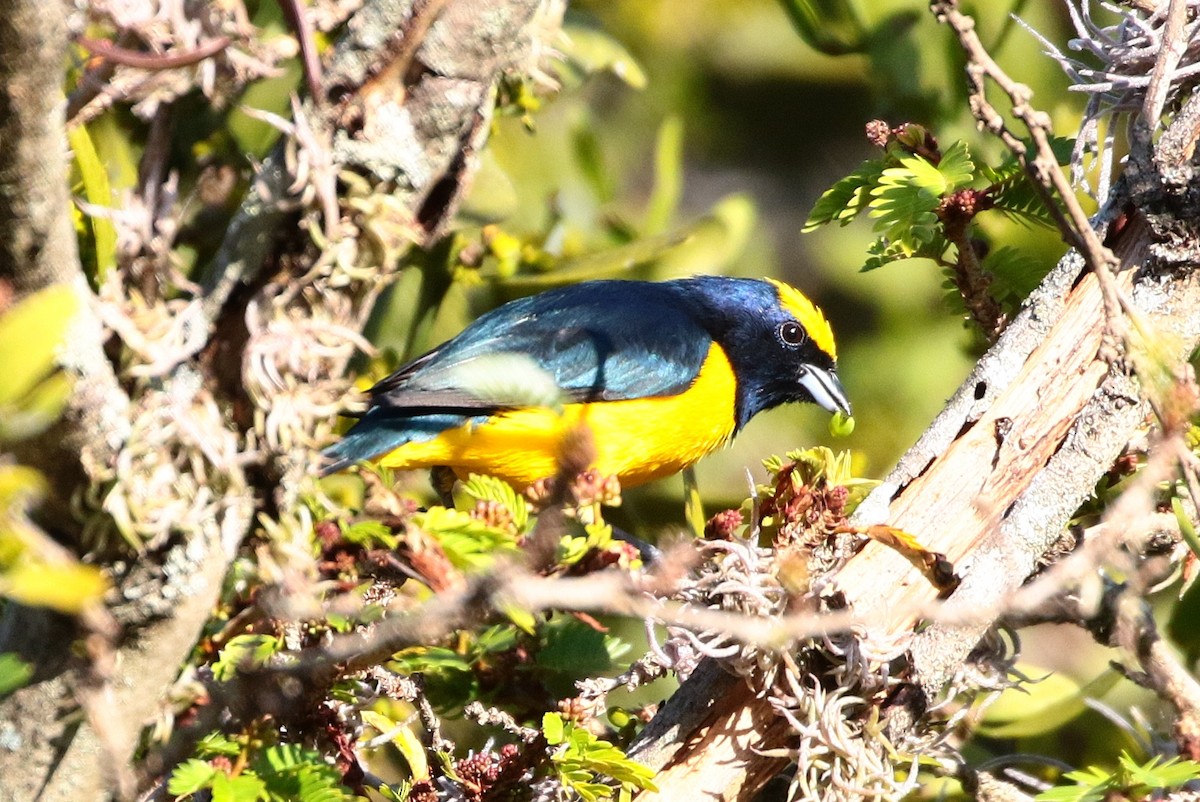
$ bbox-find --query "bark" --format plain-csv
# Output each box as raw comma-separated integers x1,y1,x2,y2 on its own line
0,0,130,537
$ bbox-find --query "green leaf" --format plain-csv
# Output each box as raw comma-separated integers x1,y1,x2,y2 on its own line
982,246,1049,304
642,117,684,236
168,759,219,795
340,520,398,550
979,666,1119,739
197,731,244,758
868,156,944,248
536,616,627,677
0,285,78,409
803,159,886,231
0,559,108,615
571,116,616,204
67,123,118,280
543,712,565,745
212,770,268,802
861,237,924,272
937,141,975,189
548,715,657,800
212,634,281,681
412,506,521,570
1034,784,1107,802
1120,753,1200,790
0,372,73,443
778,0,868,55
254,744,352,802
559,23,647,88
1174,496,1200,557
453,474,529,533
0,653,32,696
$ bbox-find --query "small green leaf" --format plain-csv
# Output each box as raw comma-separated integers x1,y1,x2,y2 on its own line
643,117,684,235
778,0,868,55
0,653,32,696
67,123,118,280
560,23,647,88
454,473,529,532
340,520,398,550
167,759,219,795
1121,752,1200,790
543,712,565,745
211,770,267,802
571,116,616,204
803,159,886,231
0,285,78,409
197,732,244,758
0,559,108,614
936,140,975,189
0,372,73,443
1174,496,1200,557
212,634,281,681
979,666,1118,739
412,506,521,570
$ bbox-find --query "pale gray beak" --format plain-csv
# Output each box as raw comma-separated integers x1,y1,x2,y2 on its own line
799,365,852,417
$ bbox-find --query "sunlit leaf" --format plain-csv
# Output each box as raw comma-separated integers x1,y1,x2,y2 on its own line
212,634,281,681
67,124,119,280
642,117,683,235
211,770,267,802
803,159,886,231
168,759,219,796
560,23,647,88
979,666,1118,739
0,561,107,614
0,285,77,409
0,653,32,696
778,0,868,55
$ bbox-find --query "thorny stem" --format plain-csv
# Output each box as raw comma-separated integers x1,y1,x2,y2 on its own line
930,0,1129,352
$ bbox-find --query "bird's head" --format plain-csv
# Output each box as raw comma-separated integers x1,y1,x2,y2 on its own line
681,277,851,429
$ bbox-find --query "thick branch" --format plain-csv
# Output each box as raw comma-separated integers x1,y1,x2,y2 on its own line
0,0,130,535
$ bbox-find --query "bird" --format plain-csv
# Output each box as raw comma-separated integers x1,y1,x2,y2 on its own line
321,276,850,490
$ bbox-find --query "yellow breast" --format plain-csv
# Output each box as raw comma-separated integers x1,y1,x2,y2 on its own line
379,345,740,489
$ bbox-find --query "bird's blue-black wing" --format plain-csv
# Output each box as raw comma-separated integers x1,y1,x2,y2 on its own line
368,280,713,409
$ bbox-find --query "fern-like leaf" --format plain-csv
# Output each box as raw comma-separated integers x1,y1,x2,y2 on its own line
802,159,886,231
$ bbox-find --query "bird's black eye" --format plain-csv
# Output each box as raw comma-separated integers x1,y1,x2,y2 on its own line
778,321,805,347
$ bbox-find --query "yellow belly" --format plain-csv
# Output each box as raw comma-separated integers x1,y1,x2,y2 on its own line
379,346,740,489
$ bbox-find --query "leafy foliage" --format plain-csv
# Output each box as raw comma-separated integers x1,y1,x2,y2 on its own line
212,634,282,681
543,712,658,802
168,744,355,802
805,130,977,271
1035,753,1200,802
803,124,1072,329
0,285,77,443
0,653,33,697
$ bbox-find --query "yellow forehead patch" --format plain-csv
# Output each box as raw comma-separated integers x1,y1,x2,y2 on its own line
766,278,838,361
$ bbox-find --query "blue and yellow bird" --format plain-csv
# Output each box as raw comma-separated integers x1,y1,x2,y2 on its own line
322,276,850,489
